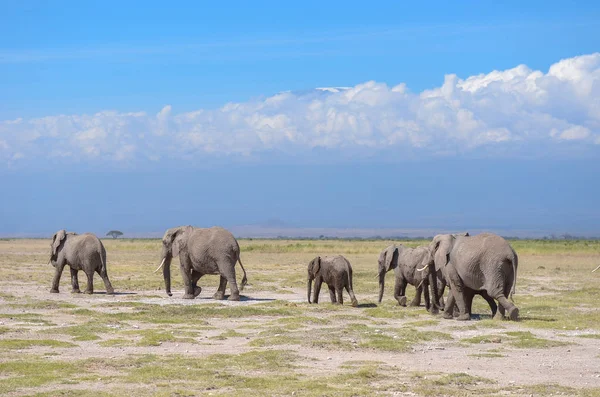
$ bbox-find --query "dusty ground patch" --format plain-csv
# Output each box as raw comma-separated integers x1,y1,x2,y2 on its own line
1,238,600,396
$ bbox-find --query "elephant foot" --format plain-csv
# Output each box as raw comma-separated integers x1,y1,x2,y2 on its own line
213,291,225,300
182,294,195,299
508,307,519,321
228,293,240,301
442,311,453,320
409,299,421,307
83,290,93,295
397,296,407,307
49,288,59,294
456,313,471,321
351,299,358,307
493,312,504,321
71,289,81,294
193,286,202,297
106,287,115,295
430,305,439,315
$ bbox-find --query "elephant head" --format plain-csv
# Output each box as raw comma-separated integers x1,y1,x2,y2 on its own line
307,256,321,304
48,229,67,267
155,226,193,296
377,245,399,303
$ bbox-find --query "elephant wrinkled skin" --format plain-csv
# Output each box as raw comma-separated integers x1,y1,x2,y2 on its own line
427,233,519,321
156,226,248,301
307,255,358,307
48,230,114,295
377,244,440,313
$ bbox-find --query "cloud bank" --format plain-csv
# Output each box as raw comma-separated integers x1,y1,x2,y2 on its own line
1,53,599,167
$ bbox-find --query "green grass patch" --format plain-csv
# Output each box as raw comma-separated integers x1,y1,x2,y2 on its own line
0,339,76,350
0,358,81,394
505,331,570,348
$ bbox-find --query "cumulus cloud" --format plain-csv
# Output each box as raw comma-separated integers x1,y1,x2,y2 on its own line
1,53,599,166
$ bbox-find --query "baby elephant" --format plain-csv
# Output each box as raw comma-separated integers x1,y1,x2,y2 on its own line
48,229,114,295
307,255,358,307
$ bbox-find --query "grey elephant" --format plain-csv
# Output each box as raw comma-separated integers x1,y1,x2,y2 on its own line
425,233,518,321
154,226,248,300
377,244,439,313
48,230,114,295
307,255,358,307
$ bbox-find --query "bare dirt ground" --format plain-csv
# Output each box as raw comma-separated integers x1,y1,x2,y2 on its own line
1,238,600,396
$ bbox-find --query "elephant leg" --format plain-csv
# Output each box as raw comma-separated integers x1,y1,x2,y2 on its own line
336,287,344,305
97,268,114,295
180,263,195,299
83,271,94,294
345,285,358,307
213,275,226,300
410,284,422,307
226,273,241,301
496,295,519,321
313,278,323,304
463,288,475,317
328,285,337,304
423,281,431,311
189,270,202,297
497,304,506,319
442,291,456,319
50,264,66,293
446,266,469,321
394,278,408,307
478,290,498,318
438,280,446,308
70,268,81,293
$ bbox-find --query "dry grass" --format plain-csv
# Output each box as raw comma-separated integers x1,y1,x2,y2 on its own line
0,238,599,396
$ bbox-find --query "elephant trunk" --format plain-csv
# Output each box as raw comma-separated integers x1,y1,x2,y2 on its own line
307,279,313,303
162,255,173,296
429,271,440,314
378,271,385,303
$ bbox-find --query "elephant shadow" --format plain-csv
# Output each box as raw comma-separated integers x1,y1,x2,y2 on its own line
195,295,276,303
357,303,378,308
95,291,137,296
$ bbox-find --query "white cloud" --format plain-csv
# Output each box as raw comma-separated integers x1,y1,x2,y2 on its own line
1,53,599,166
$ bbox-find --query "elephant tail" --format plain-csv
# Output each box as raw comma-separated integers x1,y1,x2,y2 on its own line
237,257,248,291
509,253,518,302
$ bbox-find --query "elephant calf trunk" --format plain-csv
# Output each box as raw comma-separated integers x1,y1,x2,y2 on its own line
307,279,313,304
378,272,385,303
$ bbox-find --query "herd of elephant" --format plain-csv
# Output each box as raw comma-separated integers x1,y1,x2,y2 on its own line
47,226,519,321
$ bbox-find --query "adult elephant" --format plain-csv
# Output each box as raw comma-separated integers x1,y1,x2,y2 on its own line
48,230,114,295
377,244,440,313
154,226,248,300
426,233,518,321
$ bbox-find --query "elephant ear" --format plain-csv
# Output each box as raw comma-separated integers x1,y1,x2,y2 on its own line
309,256,321,277
163,226,188,258
171,228,190,258
51,230,66,256
432,235,453,272
385,247,399,272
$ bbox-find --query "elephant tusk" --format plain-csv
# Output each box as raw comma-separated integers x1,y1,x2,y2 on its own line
153,258,166,273
592,264,600,273
416,279,424,289
416,265,427,272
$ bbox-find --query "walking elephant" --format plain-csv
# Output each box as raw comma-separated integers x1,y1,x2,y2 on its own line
154,226,248,300
48,230,114,295
307,255,358,307
377,244,440,313
425,233,519,321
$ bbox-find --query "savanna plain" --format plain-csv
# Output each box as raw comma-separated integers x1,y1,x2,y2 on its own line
1,238,600,396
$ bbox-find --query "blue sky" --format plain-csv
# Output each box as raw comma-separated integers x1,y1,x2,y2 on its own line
1,1,599,237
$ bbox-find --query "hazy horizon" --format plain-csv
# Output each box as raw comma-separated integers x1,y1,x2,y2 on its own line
1,2,599,238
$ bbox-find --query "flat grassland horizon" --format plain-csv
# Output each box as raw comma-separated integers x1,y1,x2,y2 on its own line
1,238,599,396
